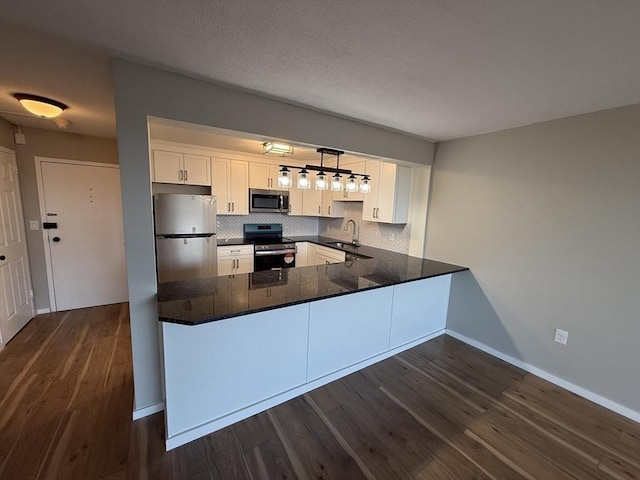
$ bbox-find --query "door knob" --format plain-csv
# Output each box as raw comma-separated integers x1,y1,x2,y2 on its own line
52,237,61,243
0,255,5,261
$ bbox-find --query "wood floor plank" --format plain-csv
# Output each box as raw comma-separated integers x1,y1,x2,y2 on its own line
324,387,441,478
476,406,607,480
203,426,252,480
503,375,639,462
271,395,369,479
244,437,297,480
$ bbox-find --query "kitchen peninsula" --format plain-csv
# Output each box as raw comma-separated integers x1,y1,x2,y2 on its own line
158,237,467,449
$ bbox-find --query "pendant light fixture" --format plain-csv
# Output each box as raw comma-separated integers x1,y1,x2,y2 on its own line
277,166,291,188
360,175,371,193
315,171,328,190
297,169,311,189
331,172,343,191
276,147,371,193
13,93,68,118
345,174,358,193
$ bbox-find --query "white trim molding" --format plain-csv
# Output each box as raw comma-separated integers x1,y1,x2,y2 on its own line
132,401,165,420
36,308,51,315
446,329,640,423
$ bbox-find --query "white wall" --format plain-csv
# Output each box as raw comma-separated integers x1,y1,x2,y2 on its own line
427,105,640,414
112,60,436,413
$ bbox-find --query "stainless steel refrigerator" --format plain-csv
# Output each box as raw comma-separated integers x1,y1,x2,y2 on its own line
154,194,217,282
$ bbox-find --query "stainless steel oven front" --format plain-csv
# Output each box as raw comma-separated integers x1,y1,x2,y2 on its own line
253,243,296,271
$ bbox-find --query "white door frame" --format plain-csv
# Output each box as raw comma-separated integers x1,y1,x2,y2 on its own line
34,156,121,312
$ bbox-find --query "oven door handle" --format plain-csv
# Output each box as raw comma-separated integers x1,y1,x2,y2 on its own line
254,249,297,256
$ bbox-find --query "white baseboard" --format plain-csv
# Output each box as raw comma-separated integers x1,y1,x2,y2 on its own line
133,401,165,420
446,329,640,423
36,308,51,315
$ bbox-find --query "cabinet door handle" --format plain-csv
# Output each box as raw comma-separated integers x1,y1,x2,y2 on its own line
232,202,235,212
228,202,231,212
318,206,321,214
184,170,188,181
178,170,183,181
328,206,331,215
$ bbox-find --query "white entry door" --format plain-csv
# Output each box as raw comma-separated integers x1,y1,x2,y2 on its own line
38,159,128,311
0,148,35,346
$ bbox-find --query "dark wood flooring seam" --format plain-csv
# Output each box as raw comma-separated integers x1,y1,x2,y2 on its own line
378,386,499,480
0,317,65,408
463,430,536,480
265,409,308,479
502,389,640,471
304,393,378,480
395,355,486,413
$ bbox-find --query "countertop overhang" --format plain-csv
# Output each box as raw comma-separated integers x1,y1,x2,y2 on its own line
158,236,468,325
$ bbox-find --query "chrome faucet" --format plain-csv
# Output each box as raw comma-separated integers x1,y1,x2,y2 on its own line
344,219,359,245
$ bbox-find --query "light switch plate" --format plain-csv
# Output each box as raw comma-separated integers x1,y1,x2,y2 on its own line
29,220,40,231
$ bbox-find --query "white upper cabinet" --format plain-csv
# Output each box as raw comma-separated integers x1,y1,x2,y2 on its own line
151,150,211,186
212,157,249,215
249,162,287,191
362,160,412,224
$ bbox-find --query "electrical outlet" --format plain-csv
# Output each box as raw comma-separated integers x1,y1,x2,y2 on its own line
554,328,569,345
29,220,40,231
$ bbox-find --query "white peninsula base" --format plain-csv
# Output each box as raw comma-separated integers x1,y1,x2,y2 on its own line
161,274,452,450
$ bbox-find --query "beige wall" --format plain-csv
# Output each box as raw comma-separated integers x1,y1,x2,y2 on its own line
0,118,15,149
0,121,118,310
427,105,640,414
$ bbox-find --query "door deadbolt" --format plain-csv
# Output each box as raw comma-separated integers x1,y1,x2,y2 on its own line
52,237,61,243
0,255,5,261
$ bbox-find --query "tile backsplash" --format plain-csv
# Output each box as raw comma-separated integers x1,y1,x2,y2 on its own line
217,213,319,238
216,204,411,254
319,203,411,254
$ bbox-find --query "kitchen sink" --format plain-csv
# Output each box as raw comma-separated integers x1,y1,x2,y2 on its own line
345,252,372,260
327,241,360,248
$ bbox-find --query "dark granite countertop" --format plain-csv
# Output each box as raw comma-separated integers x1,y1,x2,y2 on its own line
159,236,468,325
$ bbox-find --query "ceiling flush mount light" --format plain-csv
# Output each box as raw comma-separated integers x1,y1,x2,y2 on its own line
263,142,294,156
13,93,68,118
277,147,371,192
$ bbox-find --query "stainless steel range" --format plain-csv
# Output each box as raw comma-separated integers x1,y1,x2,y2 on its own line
243,224,296,271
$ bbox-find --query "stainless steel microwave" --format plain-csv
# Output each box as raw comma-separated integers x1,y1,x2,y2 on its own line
249,189,289,213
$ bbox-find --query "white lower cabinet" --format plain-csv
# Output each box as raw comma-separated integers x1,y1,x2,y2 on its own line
217,245,254,275
163,304,309,437
295,242,308,267
307,288,394,381
389,276,451,349
314,245,346,265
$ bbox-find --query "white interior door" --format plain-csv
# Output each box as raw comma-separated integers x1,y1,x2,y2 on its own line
0,148,34,346
39,160,128,311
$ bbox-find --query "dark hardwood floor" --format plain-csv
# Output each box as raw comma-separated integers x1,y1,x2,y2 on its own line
1,304,638,479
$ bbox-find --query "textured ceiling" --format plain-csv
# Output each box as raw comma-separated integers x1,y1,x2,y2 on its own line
0,0,638,141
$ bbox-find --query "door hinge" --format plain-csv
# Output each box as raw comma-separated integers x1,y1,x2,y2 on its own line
29,289,34,298
13,165,18,175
